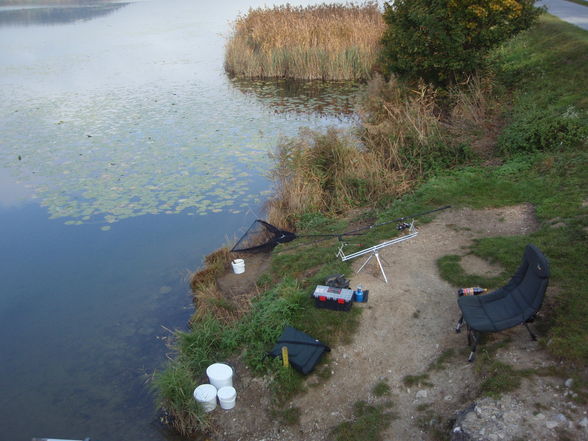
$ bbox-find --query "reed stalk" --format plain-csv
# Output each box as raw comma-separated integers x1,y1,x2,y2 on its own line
224,2,385,81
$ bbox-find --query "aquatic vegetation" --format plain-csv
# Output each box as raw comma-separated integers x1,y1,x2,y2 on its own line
224,2,385,81
0,81,354,227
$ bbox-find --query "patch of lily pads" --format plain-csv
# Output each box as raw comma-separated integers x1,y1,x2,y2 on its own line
0,80,358,227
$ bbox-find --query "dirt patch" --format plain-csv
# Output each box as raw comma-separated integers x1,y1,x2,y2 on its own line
208,204,583,441
217,252,272,302
460,254,504,278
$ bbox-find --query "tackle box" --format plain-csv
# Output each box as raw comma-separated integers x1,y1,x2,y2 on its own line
312,285,354,311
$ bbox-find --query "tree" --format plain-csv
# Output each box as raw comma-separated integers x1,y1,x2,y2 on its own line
380,0,541,85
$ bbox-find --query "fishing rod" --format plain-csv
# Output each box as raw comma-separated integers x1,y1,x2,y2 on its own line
231,205,451,253
340,204,451,237
295,205,451,240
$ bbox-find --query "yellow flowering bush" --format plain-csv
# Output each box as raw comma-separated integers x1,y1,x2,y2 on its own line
381,0,541,85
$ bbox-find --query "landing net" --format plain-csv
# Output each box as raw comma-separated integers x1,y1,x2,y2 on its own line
231,220,297,253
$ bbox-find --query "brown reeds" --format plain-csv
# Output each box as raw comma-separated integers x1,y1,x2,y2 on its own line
266,74,485,225
224,2,385,81
265,127,406,226
189,247,243,324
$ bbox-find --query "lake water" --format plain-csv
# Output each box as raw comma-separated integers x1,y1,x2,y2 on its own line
0,1,358,440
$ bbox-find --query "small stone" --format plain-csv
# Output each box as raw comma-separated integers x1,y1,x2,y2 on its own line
579,417,588,428
416,390,428,399
556,413,567,423
535,413,545,420
546,420,559,429
444,395,453,401
564,378,574,388
488,434,498,441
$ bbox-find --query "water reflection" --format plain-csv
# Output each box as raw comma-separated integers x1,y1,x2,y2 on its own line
230,77,362,117
0,2,129,27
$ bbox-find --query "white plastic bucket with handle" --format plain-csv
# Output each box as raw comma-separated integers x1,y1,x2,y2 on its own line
217,386,237,410
193,384,217,412
206,363,233,389
231,259,245,274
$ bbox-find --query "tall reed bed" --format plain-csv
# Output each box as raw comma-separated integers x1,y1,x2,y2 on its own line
224,2,385,81
266,75,478,226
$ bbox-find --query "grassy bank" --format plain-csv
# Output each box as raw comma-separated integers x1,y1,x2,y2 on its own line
154,13,587,437
224,2,385,81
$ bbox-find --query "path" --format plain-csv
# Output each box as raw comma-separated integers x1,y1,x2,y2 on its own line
539,0,588,30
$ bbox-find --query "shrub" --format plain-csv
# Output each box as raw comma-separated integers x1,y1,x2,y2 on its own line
380,0,542,85
498,104,588,154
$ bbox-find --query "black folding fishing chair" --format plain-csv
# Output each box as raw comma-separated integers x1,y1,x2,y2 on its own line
455,244,550,362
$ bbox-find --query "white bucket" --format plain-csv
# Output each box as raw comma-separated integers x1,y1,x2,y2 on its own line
231,259,245,274
217,386,237,410
206,363,233,389
193,384,217,412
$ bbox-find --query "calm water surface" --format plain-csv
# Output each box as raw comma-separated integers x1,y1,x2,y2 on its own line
0,1,358,440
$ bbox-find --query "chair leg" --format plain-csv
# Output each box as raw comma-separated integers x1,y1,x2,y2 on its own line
455,314,464,333
524,322,537,341
466,326,479,362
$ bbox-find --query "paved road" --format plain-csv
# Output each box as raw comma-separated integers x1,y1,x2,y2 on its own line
538,0,588,30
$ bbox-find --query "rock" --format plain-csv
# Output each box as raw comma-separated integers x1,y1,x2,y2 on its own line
579,417,588,428
534,413,545,420
556,413,567,423
564,378,574,388
444,395,453,401
488,434,498,441
416,390,428,399
546,420,559,429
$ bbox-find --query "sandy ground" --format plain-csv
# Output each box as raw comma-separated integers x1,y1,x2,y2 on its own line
206,204,585,441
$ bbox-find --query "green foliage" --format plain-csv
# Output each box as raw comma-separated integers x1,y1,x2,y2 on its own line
475,353,534,398
330,400,396,441
268,357,306,406
372,380,391,397
177,314,237,374
238,278,307,371
490,14,588,155
402,373,433,387
152,360,211,436
271,406,302,425
380,0,541,84
498,104,588,154
427,348,456,372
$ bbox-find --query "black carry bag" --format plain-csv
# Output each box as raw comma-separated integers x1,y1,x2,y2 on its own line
268,326,330,375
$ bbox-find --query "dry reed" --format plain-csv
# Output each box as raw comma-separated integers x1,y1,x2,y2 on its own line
266,74,487,224
265,127,405,226
224,2,385,81
189,247,244,324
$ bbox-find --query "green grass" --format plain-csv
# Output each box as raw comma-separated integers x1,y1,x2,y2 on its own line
427,348,456,372
437,254,507,290
475,349,535,398
330,400,396,441
402,373,433,388
271,406,302,425
372,380,391,397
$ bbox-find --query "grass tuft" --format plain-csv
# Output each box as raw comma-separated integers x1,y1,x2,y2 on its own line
330,400,397,441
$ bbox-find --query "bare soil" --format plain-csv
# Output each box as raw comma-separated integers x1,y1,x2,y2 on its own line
206,204,587,441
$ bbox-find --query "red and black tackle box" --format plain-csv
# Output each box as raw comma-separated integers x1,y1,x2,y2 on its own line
312,285,354,311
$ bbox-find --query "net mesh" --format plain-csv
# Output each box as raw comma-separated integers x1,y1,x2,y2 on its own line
231,220,297,253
